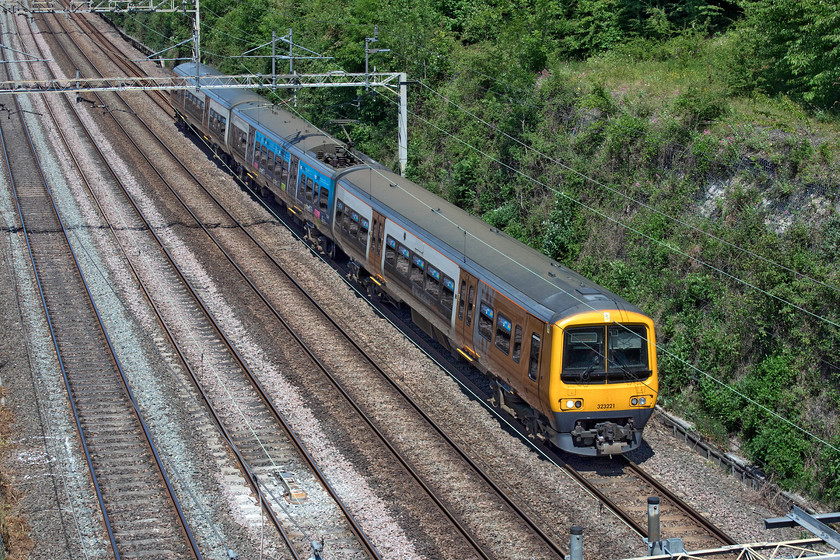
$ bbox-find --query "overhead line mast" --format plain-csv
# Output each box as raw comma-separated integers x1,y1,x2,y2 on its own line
4,2,410,173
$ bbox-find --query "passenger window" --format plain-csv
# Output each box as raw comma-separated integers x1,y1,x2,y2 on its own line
466,285,475,326
495,312,511,354
349,212,360,237
268,151,276,175
512,326,523,363
396,246,410,276
319,187,329,212
305,178,314,201
478,302,493,341
385,237,397,267
458,280,466,320
410,255,425,286
425,266,441,299
442,277,455,310
359,217,369,243
528,334,541,381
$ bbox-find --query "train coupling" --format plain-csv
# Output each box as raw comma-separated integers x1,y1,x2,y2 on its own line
572,419,635,455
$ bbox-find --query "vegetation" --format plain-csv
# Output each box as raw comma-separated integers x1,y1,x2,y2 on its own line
111,0,840,505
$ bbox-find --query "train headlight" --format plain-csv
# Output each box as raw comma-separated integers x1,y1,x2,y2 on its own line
564,399,583,409
639,397,647,405
575,400,582,408
631,395,650,407
566,400,575,409
631,397,638,406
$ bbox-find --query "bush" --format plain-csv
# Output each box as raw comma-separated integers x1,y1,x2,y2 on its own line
542,194,585,262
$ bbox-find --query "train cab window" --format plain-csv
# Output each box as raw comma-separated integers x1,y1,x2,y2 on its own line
458,280,466,320
442,276,455,311
528,334,541,381
494,312,512,354
425,266,441,299
466,285,475,327
607,326,649,381
385,236,397,268
410,255,425,286
478,302,493,341
512,326,522,363
563,327,606,383
319,187,329,212
396,245,410,277
564,328,604,368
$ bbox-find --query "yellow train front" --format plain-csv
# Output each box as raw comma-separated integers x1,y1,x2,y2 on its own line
546,310,657,455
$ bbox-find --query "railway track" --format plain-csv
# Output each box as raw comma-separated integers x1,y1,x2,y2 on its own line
366,291,741,554
48,11,576,559
73,10,736,557
561,454,737,551
10,6,744,558
28,8,377,558
0,27,200,560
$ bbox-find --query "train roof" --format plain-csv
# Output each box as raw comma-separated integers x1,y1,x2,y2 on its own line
339,167,643,324
174,63,337,155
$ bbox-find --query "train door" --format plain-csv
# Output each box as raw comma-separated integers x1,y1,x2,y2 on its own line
521,316,546,406
454,270,479,360
288,155,300,199
368,210,386,276
202,96,210,129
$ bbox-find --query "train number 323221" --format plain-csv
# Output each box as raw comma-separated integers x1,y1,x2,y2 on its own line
597,403,616,410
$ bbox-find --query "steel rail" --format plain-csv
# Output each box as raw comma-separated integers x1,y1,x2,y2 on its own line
69,11,568,557
368,292,740,549
25,12,299,558
0,82,121,560
0,48,202,560
622,457,738,546
60,13,503,559
94,10,740,554
161,99,568,560
38,9,314,558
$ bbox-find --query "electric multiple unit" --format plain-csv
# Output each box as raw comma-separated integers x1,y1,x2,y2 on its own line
172,62,658,455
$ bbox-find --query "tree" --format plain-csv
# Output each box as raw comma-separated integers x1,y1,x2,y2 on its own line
742,0,840,110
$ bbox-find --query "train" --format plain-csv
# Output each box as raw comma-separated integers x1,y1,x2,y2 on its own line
170,62,658,456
